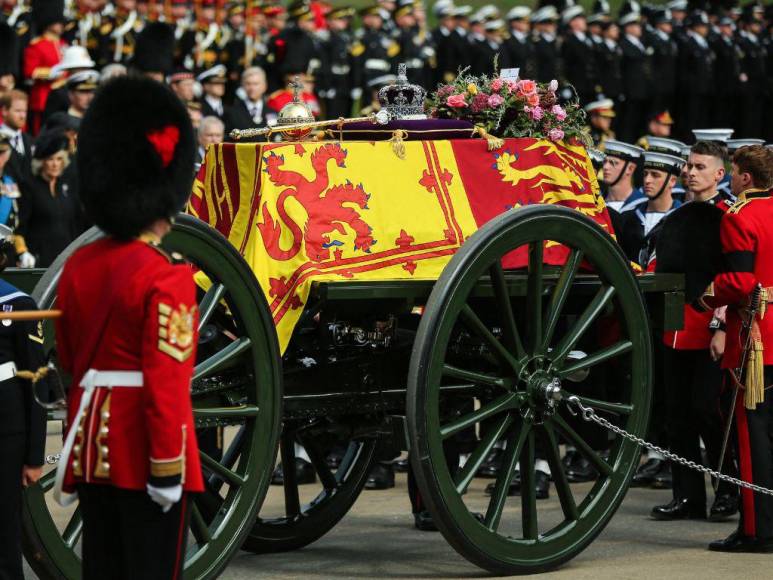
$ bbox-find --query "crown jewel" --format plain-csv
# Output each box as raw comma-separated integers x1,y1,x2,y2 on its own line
378,63,427,120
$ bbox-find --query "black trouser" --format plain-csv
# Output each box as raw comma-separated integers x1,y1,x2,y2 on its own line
664,348,737,506
77,484,192,580
408,441,460,514
735,366,773,539
0,433,25,580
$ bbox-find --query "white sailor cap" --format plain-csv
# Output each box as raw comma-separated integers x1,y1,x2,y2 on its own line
506,6,531,21
477,4,500,20
666,0,688,11
530,5,558,22
588,148,606,166
433,0,455,18
484,18,505,32
196,64,227,83
619,10,641,25
562,5,585,24
692,128,734,143
66,69,100,90
645,137,685,155
452,5,472,17
642,151,685,173
680,145,692,159
726,138,766,152
604,139,645,162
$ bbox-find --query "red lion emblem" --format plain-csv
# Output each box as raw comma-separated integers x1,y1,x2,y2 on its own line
257,143,376,262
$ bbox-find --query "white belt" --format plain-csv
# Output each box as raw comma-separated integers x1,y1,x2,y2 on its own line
54,370,144,507
331,64,351,75
0,361,17,382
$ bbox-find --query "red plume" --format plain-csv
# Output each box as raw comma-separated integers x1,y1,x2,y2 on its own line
146,125,180,168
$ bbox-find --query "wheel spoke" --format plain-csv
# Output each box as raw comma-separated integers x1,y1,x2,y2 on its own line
556,341,633,379
193,337,252,381
459,305,521,373
442,364,508,389
198,283,226,331
484,419,531,531
552,415,613,476
551,285,616,366
526,240,544,353
299,435,338,491
520,431,538,540
279,432,301,518
199,451,247,487
489,261,526,360
541,423,578,521
541,249,584,354
194,404,260,419
454,414,512,494
565,394,633,416
440,392,519,439
190,502,212,544
62,507,82,549
208,426,245,490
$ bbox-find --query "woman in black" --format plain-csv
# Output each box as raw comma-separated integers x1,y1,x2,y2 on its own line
17,130,83,268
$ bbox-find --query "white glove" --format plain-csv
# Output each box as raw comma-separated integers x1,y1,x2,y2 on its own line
18,252,35,268
147,483,182,513
350,87,363,101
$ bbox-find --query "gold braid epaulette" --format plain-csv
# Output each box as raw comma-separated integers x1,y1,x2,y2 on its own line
16,366,49,384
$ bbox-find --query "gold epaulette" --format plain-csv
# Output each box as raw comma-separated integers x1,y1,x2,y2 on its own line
139,234,186,264
727,198,754,215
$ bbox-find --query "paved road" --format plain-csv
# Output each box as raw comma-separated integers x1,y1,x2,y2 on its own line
218,473,767,580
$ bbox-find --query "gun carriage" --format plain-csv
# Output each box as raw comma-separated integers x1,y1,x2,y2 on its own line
8,121,683,578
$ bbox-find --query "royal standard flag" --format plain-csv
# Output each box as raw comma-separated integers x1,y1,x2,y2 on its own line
189,138,613,352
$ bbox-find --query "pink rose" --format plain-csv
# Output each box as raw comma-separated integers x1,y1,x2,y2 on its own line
446,94,467,108
517,79,537,95
506,79,519,93
551,105,567,121
487,93,504,108
548,128,565,142
530,105,544,120
527,93,540,107
490,78,504,92
548,79,559,92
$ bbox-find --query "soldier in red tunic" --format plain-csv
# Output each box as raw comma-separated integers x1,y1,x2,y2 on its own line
23,0,67,135
54,75,202,579
696,144,773,553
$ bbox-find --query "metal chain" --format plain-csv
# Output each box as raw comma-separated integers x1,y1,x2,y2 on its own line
565,395,773,498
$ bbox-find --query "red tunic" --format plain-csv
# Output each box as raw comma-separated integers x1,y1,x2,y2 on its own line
698,190,773,369
23,35,66,132
55,237,203,493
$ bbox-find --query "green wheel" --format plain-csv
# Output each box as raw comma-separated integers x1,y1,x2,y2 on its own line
22,215,282,579
242,424,377,554
408,205,651,575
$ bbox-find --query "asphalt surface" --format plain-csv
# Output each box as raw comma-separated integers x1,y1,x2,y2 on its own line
217,473,768,580
25,443,769,579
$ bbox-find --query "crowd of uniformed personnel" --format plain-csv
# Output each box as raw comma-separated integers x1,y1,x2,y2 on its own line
2,0,773,144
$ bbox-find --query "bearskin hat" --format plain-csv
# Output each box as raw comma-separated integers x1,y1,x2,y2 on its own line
77,76,195,239
0,23,18,78
655,202,725,302
32,0,65,32
132,22,176,76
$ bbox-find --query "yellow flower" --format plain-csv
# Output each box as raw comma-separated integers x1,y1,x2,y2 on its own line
467,83,478,95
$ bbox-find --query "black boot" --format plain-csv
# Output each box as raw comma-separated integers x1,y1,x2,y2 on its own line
566,457,598,483
484,471,520,497
631,458,665,487
476,448,504,478
393,457,410,473
652,462,672,489
651,498,706,520
271,458,316,485
709,493,739,521
365,462,395,490
414,510,438,531
709,530,773,553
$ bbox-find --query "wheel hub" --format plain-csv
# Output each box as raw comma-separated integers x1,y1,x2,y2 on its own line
517,360,563,423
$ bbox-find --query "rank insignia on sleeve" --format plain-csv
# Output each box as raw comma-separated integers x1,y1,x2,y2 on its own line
158,303,197,362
